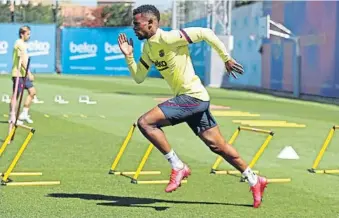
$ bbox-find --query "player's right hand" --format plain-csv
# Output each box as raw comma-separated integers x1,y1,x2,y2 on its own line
118,33,134,57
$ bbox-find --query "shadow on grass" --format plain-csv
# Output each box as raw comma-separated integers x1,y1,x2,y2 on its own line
47,193,252,211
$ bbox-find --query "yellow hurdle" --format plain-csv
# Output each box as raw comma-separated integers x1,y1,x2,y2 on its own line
1,58,60,187
2,130,35,183
233,120,287,123
212,111,260,117
135,180,188,185
2,172,42,176
210,126,273,175
267,178,291,183
226,170,260,175
211,128,240,173
112,171,161,176
232,120,306,128
1,125,60,187
109,123,161,176
246,123,306,128
132,143,154,183
209,126,291,183
309,126,339,174
311,169,339,174
109,123,137,174
240,177,291,183
129,143,187,186
0,126,16,156
3,181,61,187
248,133,274,168
110,122,180,185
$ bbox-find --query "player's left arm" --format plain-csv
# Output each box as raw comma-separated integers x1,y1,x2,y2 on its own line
164,27,244,77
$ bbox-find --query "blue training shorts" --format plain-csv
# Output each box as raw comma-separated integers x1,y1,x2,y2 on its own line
12,77,33,97
158,94,217,135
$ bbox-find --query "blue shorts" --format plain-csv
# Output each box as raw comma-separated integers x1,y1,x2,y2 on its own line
158,94,217,135
12,77,33,97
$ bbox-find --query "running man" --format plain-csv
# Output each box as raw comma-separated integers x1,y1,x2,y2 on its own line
10,25,36,124
118,5,268,208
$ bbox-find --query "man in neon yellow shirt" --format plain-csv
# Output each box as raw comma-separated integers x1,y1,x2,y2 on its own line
10,25,36,124
118,5,268,208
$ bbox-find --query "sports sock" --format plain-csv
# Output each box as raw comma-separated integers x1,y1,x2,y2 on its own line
242,167,258,186
22,107,29,116
164,149,184,170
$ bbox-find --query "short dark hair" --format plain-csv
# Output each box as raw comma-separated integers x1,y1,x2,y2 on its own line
19,25,30,38
133,5,160,21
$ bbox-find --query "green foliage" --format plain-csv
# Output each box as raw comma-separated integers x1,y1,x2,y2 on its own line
102,4,132,27
0,4,12,22
0,3,56,24
159,10,171,27
15,3,54,23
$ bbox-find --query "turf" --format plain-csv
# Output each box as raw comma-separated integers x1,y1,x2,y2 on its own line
1,74,339,217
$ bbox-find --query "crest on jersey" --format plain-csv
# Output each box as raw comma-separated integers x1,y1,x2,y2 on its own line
159,49,165,57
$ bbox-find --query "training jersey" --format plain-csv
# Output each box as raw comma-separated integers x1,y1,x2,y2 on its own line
125,27,231,101
11,39,28,77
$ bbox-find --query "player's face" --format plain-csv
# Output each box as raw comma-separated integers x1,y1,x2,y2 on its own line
22,30,31,42
133,13,151,40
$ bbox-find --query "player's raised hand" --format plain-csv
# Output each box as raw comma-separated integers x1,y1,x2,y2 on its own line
118,33,134,57
225,58,244,79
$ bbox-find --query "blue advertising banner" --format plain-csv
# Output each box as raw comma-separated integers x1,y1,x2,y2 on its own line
61,27,143,76
0,23,56,74
182,17,209,83
61,27,171,77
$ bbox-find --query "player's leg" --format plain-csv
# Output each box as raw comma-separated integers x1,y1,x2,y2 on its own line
19,79,35,124
137,106,172,154
9,77,19,123
137,95,196,192
189,107,267,208
137,102,187,171
9,77,23,125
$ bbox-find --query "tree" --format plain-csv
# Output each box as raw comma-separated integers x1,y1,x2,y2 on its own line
17,3,54,23
159,10,171,27
0,2,54,23
0,3,12,22
80,3,132,27
102,3,133,27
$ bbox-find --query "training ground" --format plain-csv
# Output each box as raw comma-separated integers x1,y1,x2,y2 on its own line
1,74,339,217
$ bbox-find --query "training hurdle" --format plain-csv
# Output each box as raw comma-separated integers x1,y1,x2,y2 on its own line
109,123,187,185
0,124,60,186
308,125,339,174
210,126,291,183
0,57,59,187
232,120,306,128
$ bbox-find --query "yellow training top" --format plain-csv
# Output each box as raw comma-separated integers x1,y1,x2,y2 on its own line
126,27,231,101
12,39,28,77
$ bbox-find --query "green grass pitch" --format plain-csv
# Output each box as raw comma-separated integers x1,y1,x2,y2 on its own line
1,74,339,217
